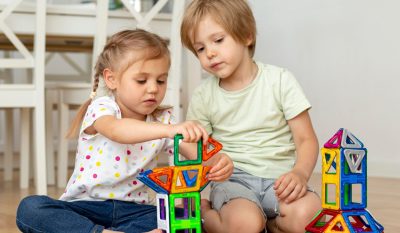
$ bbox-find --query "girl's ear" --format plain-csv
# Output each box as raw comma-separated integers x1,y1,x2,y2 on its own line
103,68,117,90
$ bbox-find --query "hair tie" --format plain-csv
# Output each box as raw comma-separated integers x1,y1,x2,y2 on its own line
89,91,97,100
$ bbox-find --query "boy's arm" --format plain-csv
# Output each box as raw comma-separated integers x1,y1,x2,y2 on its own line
179,142,233,182
274,110,319,203
289,110,319,181
90,115,208,144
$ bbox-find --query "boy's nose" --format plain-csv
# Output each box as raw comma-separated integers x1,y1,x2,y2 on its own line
206,48,216,59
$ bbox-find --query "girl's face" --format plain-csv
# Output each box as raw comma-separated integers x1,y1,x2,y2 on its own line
108,56,170,120
191,15,252,81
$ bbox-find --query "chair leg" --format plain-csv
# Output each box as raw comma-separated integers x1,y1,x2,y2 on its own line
45,90,56,185
20,108,30,189
57,101,69,188
4,109,14,181
33,106,48,195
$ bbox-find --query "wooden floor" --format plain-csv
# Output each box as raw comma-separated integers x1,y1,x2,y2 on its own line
1,169,399,232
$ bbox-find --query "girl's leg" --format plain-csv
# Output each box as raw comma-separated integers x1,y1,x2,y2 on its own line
16,195,112,233
111,201,159,233
201,198,265,233
267,191,320,233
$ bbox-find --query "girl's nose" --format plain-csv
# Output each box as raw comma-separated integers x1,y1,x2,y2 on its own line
147,81,158,93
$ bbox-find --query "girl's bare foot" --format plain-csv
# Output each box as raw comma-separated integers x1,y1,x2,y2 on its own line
145,230,163,233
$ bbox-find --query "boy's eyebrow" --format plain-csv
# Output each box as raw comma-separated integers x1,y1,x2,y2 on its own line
193,31,225,45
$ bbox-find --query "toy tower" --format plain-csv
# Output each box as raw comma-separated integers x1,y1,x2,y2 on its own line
305,128,384,233
138,134,222,233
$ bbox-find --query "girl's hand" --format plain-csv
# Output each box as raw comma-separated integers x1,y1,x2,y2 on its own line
169,120,209,144
204,153,233,181
273,169,308,204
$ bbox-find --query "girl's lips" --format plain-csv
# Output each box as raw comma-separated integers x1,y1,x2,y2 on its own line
143,99,157,105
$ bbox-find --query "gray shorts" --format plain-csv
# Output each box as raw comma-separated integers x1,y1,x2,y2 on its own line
209,168,315,219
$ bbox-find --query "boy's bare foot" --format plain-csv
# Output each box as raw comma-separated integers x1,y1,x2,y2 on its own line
201,199,212,211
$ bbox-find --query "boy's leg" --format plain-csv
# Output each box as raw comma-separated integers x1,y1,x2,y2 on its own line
201,198,265,233
16,195,112,233
266,191,320,233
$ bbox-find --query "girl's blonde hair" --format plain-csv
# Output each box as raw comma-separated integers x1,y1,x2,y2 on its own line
181,0,257,57
67,29,170,138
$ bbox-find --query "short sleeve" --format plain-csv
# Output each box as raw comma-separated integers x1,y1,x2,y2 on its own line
80,96,120,138
153,108,176,155
186,88,213,134
280,70,311,120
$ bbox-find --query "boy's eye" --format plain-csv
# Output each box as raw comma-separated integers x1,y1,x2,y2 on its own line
196,47,204,53
215,37,224,43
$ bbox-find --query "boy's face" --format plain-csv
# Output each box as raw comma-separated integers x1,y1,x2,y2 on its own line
191,15,252,80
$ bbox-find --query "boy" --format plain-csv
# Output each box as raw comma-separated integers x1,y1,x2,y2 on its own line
180,0,321,233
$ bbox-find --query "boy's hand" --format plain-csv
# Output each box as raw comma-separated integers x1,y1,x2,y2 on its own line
274,169,308,204
169,120,209,144
204,153,233,181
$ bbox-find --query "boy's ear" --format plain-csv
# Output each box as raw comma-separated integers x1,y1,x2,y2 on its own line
245,34,254,46
103,68,117,90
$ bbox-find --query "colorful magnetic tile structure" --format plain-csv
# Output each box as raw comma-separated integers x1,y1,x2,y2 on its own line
139,135,223,233
306,128,383,233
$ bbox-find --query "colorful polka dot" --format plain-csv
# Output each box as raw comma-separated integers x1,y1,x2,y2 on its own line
86,155,91,159
115,156,120,161
93,174,97,178
114,172,120,178
96,161,101,167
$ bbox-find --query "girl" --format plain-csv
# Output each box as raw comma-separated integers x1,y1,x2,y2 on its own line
16,29,233,233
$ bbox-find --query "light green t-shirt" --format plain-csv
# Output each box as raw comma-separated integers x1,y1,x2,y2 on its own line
186,62,311,179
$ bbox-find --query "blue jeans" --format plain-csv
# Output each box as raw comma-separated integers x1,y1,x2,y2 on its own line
16,195,158,233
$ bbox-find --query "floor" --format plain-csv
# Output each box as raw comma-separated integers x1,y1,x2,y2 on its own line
1,168,399,232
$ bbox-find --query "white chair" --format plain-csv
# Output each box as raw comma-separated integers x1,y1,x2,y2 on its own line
49,0,186,187
44,0,109,188
0,0,47,194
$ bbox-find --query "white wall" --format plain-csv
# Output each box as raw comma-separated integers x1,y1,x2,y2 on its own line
250,0,400,178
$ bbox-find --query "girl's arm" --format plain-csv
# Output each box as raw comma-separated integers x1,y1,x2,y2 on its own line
87,115,208,144
274,110,319,203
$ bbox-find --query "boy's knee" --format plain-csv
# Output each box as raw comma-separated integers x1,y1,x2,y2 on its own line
225,213,265,233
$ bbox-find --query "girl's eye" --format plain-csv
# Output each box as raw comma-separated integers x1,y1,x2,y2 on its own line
157,80,166,84
136,80,146,84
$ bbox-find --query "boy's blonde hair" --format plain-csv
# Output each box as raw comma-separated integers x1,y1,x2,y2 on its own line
67,29,170,138
181,0,257,57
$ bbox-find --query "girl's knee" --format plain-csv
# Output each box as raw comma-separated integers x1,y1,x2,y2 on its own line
17,195,52,219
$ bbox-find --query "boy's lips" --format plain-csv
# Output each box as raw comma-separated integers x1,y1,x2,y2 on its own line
210,62,222,69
